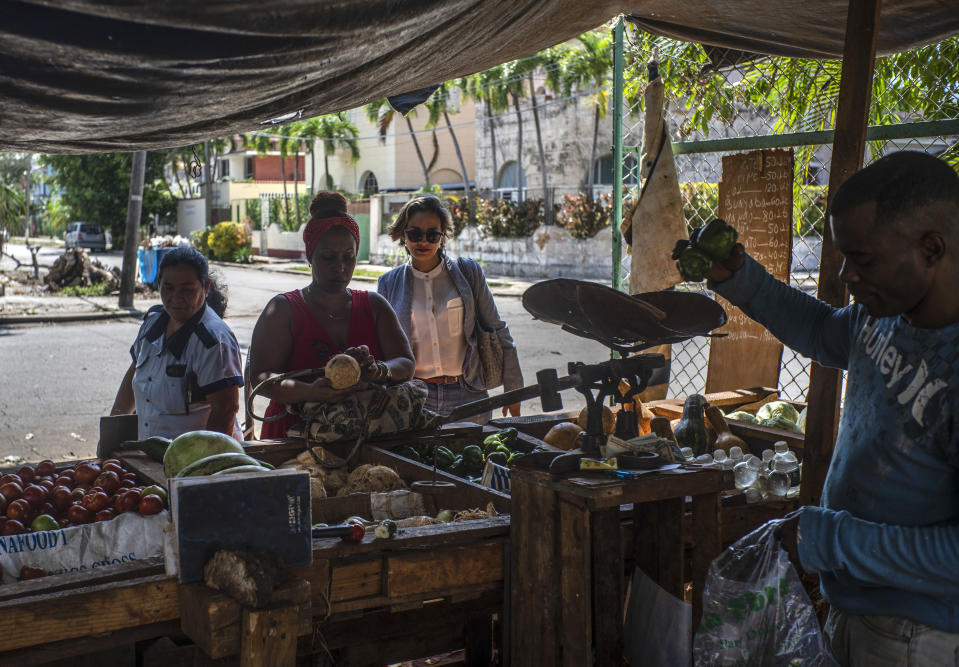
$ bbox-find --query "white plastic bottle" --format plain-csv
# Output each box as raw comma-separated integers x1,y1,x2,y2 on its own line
767,460,791,498
733,456,761,489
771,441,800,489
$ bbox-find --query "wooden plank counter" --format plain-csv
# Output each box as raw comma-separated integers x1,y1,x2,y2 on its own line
508,465,732,666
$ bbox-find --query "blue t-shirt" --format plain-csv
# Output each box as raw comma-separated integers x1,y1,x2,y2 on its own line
712,255,959,632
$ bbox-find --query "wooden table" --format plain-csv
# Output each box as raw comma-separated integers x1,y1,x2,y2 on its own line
507,465,732,666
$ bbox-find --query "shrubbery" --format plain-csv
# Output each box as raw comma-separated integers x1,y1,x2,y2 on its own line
192,221,252,262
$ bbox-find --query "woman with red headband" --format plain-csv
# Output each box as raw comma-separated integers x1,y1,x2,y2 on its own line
249,192,415,438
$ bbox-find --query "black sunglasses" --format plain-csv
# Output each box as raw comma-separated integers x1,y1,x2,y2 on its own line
403,228,445,243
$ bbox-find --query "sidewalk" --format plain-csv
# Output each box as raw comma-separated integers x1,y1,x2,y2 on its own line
0,255,537,324
233,257,537,298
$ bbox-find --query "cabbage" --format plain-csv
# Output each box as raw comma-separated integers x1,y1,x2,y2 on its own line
725,411,758,424
756,400,801,424
760,416,804,433
797,406,808,433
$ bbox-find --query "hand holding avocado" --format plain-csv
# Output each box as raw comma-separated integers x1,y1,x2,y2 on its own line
673,218,745,282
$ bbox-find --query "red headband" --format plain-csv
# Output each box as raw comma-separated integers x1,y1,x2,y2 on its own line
303,216,360,260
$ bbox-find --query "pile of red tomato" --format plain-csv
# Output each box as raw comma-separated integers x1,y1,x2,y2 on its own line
0,459,167,537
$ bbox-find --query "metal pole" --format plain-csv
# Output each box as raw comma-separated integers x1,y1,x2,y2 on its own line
611,17,625,293
204,140,213,227
23,154,31,243
119,151,147,308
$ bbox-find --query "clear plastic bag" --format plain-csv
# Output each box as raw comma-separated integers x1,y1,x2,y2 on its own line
693,514,832,666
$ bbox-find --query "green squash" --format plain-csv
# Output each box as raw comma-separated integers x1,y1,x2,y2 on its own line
673,394,710,456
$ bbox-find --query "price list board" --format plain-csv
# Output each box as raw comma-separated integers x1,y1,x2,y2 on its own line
706,148,794,393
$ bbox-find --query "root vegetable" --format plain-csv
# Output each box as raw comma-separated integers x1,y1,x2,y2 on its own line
325,354,361,389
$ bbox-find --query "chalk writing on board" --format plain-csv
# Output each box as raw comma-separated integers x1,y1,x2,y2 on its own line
705,148,795,393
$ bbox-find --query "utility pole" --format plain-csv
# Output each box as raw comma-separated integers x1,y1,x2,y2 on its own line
24,153,31,243
119,151,147,308
204,140,213,227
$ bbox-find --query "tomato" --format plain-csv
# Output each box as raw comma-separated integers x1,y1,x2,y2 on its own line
21,484,47,509
36,460,56,477
120,489,142,513
2,519,26,535
58,517,71,528
81,491,110,513
17,466,36,484
52,486,73,511
70,487,86,501
343,519,366,543
93,471,121,495
118,479,135,490
0,495,6,514
6,499,31,522
73,462,101,486
95,508,116,522
122,472,138,482
37,478,55,492
19,565,47,580
0,474,21,486
67,504,93,525
0,481,23,503
138,494,163,516
101,458,122,468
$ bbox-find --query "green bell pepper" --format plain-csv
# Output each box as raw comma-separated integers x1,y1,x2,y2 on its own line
677,246,713,282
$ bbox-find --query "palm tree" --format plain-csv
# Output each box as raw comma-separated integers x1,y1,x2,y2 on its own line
424,81,473,215
524,46,567,209
499,59,530,200
0,181,25,245
562,31,613,201
462,66,509,191
365,99,431,188
313,113,361,190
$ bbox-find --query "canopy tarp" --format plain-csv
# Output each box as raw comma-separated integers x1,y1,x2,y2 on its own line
2,0,957,153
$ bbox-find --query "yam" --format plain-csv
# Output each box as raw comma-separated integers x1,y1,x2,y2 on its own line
544,422,584,451
577,405,615,435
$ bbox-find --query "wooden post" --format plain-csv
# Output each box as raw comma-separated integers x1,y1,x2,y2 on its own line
801,0,882,507
240,605,298,667
119,150,146,308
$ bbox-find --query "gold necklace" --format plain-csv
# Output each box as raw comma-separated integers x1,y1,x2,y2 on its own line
307,287,350,321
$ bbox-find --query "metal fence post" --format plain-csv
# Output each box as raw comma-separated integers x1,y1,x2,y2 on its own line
611,17,625,292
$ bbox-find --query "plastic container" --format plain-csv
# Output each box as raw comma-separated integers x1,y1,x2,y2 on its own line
771,441,800,488
728,446,744,462
733,457,761,489
137,247,158,285
767,460,791,497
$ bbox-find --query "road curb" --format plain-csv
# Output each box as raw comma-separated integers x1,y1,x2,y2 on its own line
0,308,145,326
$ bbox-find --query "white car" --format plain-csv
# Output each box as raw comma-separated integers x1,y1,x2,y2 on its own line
65,222,107,251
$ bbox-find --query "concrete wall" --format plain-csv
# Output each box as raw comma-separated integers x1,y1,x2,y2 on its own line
177,199,206,236
371,223,614,280
251,223,307,260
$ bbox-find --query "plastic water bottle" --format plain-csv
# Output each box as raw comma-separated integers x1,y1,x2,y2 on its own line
680,447,694,461
744,487,763,503
694,453,714,465
761,449,774,469
767,460,791,497
713,449,735,471
733,456,761,489
771,441,800,488
728,445,744,462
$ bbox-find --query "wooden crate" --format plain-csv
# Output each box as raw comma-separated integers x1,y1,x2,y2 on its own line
1,431,514,665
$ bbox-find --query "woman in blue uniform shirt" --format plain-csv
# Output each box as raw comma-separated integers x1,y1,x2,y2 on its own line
110,247,244,440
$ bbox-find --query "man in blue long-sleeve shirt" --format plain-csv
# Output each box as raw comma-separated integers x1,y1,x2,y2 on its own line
674,151,959,665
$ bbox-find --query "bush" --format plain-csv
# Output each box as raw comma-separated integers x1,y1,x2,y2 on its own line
190,228,213,257
199,222,252,262
445,196,469,237
681,182,719,233
796,185,827,236
555,193,613,239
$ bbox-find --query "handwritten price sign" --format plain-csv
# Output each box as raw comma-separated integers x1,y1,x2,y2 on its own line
706,149,794,393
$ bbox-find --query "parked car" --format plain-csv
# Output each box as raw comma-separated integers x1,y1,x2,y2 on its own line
65,222,107,251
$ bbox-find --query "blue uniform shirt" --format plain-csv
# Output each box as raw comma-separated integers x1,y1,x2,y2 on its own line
130,304,244,441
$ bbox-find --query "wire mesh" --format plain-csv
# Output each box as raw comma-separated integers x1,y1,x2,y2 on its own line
621,29,959,401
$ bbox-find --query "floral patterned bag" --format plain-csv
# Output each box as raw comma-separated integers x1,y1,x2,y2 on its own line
286,379,438,443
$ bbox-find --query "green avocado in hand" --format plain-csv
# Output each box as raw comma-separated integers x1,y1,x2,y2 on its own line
695,218,739,261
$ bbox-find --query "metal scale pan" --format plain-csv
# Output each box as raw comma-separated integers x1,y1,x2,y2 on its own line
521,279,727,353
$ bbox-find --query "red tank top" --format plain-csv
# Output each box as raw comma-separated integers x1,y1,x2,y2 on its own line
260,289,382,439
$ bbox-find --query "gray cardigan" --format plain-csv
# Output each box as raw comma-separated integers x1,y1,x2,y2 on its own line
377,253,523,393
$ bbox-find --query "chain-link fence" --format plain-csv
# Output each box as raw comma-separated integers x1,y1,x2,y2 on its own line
619,28,959,401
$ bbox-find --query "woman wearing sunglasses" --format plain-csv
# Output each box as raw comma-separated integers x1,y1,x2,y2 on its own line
377,195,523,424
249,191,415,438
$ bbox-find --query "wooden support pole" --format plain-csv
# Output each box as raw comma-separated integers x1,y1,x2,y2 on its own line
801,0,882,507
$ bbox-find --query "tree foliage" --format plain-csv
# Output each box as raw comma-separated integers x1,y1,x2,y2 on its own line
38,152,175,239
